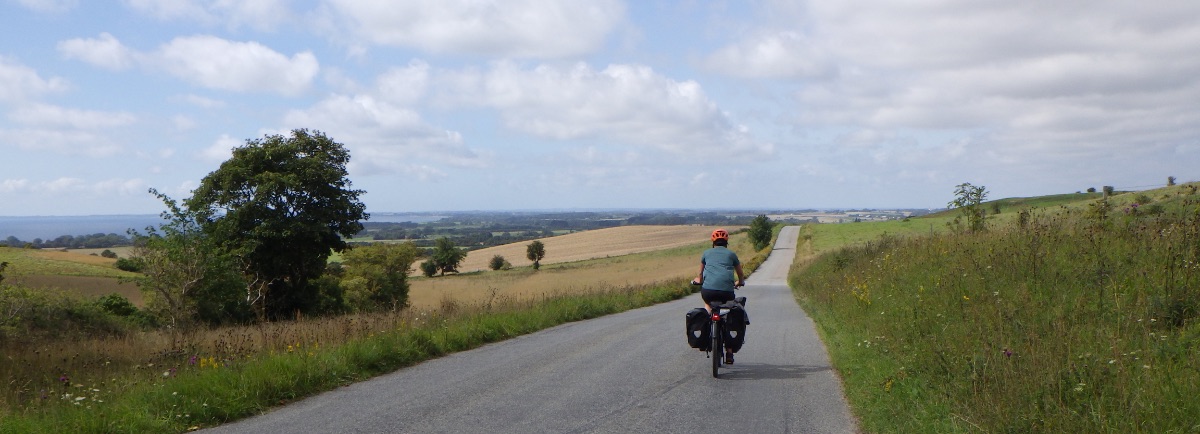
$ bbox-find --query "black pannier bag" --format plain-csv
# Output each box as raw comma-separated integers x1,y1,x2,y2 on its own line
723,304,748,353
685,308,710,350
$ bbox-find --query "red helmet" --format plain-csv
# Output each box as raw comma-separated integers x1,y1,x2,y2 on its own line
711,229,729,241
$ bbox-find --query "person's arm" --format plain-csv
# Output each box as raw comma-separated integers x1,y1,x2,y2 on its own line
692,262,705,286
734,263,746,288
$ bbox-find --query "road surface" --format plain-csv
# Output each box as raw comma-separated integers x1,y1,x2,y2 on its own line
203,226,857,433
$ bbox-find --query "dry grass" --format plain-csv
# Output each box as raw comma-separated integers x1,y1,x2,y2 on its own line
13,275,144,305
408,228,756,310
456,225,737,272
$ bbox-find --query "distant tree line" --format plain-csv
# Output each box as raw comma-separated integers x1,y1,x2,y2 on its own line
356,211,758,251
1,233,132,249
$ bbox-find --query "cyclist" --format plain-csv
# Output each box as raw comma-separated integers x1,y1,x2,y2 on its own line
690,228,746,364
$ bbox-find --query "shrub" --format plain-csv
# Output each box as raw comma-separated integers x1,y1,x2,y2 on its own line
94,293,138,316
420,260,438,277
114,257,145,272
489,255,508,271
100,249,118,259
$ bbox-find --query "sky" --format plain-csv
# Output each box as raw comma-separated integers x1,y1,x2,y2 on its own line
1,0,1198,216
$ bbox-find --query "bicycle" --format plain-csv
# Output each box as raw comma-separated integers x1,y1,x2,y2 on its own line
706,297,748,377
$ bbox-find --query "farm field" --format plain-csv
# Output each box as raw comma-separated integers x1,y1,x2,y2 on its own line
408,225,754,310
0,247,141,304
453,225,736,272
1,225,745,310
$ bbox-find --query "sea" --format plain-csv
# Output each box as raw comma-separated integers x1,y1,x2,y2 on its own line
0,213,445,241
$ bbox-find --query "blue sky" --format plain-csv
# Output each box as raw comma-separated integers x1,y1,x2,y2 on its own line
1,0,1197,216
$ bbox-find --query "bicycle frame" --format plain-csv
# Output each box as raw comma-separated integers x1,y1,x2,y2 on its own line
708,302,733,378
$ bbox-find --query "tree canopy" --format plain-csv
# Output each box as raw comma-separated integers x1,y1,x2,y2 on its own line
526,240,546,270
427,237,466,276
184,129,368,319
341,242,419,311
748,215,773,250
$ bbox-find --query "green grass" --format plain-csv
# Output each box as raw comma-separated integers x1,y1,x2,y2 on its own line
0,247,133,279
789,182,1200,433
0,280,697,433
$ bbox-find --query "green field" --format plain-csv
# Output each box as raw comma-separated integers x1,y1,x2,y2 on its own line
790,182,1200,433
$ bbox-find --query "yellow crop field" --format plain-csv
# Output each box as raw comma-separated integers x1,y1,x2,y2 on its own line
455,225,736,272
408,226,753,310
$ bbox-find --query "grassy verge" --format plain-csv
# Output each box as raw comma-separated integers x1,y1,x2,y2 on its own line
789,184,1200,432
0,280,696,433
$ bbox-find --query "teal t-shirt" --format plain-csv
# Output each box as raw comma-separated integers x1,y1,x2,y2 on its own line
701,246,741,292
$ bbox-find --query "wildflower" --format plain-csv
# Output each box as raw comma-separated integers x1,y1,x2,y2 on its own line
962,295,970,301
189,355,198,365
1002,348,1013,358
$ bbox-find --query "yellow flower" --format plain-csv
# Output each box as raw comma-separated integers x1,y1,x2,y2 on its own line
962,295,970,301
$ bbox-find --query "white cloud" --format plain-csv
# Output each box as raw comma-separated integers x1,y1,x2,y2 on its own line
178,94,226,109
0,56,68,103
122,0,291,31
322,0,624,58
0,177,146,195
441,61,774,159
282,94,482,177
198,134,240,162
0,127,122,157
14,0,77,13
710,0,1200,167
0,178,30,193
57,33,138,71
122,0,210,21
172,115,196,131
376,60,430,106
155,35,319,96
57,33,318,96
9,103,137,129
703,31,833,79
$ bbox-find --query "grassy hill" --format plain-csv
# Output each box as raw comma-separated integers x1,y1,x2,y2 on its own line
789,182,1200,433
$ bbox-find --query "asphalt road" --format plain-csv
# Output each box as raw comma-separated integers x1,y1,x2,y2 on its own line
203,226,858,433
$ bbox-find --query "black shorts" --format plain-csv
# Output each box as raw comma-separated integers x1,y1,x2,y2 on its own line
700,289,736,305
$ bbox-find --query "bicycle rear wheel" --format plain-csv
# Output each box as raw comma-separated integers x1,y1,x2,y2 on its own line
711,320,722,378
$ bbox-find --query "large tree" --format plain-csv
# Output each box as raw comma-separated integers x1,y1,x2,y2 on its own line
526,240,546,270
185,129,368,320
427,237,466,276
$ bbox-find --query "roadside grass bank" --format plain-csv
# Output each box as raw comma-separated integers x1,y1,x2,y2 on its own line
789,184,1200,432
0,280,697,433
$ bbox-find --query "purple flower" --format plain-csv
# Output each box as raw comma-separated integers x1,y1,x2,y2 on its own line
1002,348,1013,358
189,355,198,365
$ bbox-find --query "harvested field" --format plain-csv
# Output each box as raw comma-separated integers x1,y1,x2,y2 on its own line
12,275,144,305
455,225,739,272
408,228,756,311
